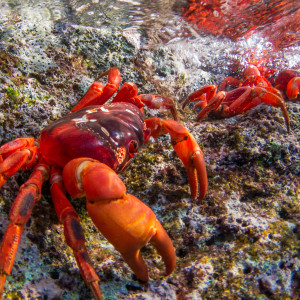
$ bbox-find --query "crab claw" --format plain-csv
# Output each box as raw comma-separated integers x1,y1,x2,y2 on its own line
286,77,300,99
182,85,217,109
62,158,176,282
0,137,38,188
164,120,208,201
195,91,226,121
146,118,208,201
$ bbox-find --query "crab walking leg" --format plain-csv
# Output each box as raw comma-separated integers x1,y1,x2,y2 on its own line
136,94,179,121
50,168,103,300
218,77,241,91
0,148,38,188
181,85,217,109
62,158,176,282
0,160,49,298
195,91,226,121
253,87,290,133
71,67,121,112
0,138,35,159
193,94,209,109
110,82,148,112
114,89,179,120
110,81,179,120
227,87,290,133
0,138,38,188
145,118,208,201
111,82,139,104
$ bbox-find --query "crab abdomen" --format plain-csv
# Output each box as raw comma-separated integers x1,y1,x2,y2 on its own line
40,103,145,172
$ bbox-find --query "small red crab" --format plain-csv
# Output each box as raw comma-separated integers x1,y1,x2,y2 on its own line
182,65,300,133
0,68,208,299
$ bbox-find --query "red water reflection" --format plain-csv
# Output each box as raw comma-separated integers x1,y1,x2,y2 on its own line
182,0,300,49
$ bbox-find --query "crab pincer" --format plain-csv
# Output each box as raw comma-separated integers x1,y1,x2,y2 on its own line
181,85,217,110
62,158,176,282
286,77,300,99
146,118,208,201
0,137,38,188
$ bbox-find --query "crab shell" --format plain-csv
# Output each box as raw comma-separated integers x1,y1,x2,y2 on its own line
40,103,148,173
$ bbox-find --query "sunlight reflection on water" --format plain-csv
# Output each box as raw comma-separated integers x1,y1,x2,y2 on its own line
0,0,299,71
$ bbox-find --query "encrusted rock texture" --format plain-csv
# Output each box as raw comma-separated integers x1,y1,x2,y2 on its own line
0,2,299,300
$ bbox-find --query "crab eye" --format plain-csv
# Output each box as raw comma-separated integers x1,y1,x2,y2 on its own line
128,140,138,157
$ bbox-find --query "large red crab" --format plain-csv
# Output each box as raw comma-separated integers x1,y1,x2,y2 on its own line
0,68,207,299
182,65,300,133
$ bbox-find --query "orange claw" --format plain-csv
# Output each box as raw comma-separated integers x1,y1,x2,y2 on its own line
286,77,300,99
145,118,208,201
0,137,35,158
62,158,176,282
195,91,226,121
182,85,217,109
0,137,38,188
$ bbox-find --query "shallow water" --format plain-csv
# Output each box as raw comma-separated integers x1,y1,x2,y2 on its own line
1,0,299,71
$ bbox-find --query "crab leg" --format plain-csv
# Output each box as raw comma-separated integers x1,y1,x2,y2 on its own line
145,118,208,201
0,137,35,159
0,138,38,188
219,76,241,90
226,86,279,113
0,159,49,298
193,94,209,109
110,82,179,119
195,91,226,121
111,82,139,103
62,158,176,282
72,67,121,112
227,87,290,133
253,87,290,133
50,167,103,300
182,85,217,109
137,94,179,120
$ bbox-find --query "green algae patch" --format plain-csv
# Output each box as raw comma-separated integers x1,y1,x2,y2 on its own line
6,87,19,100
